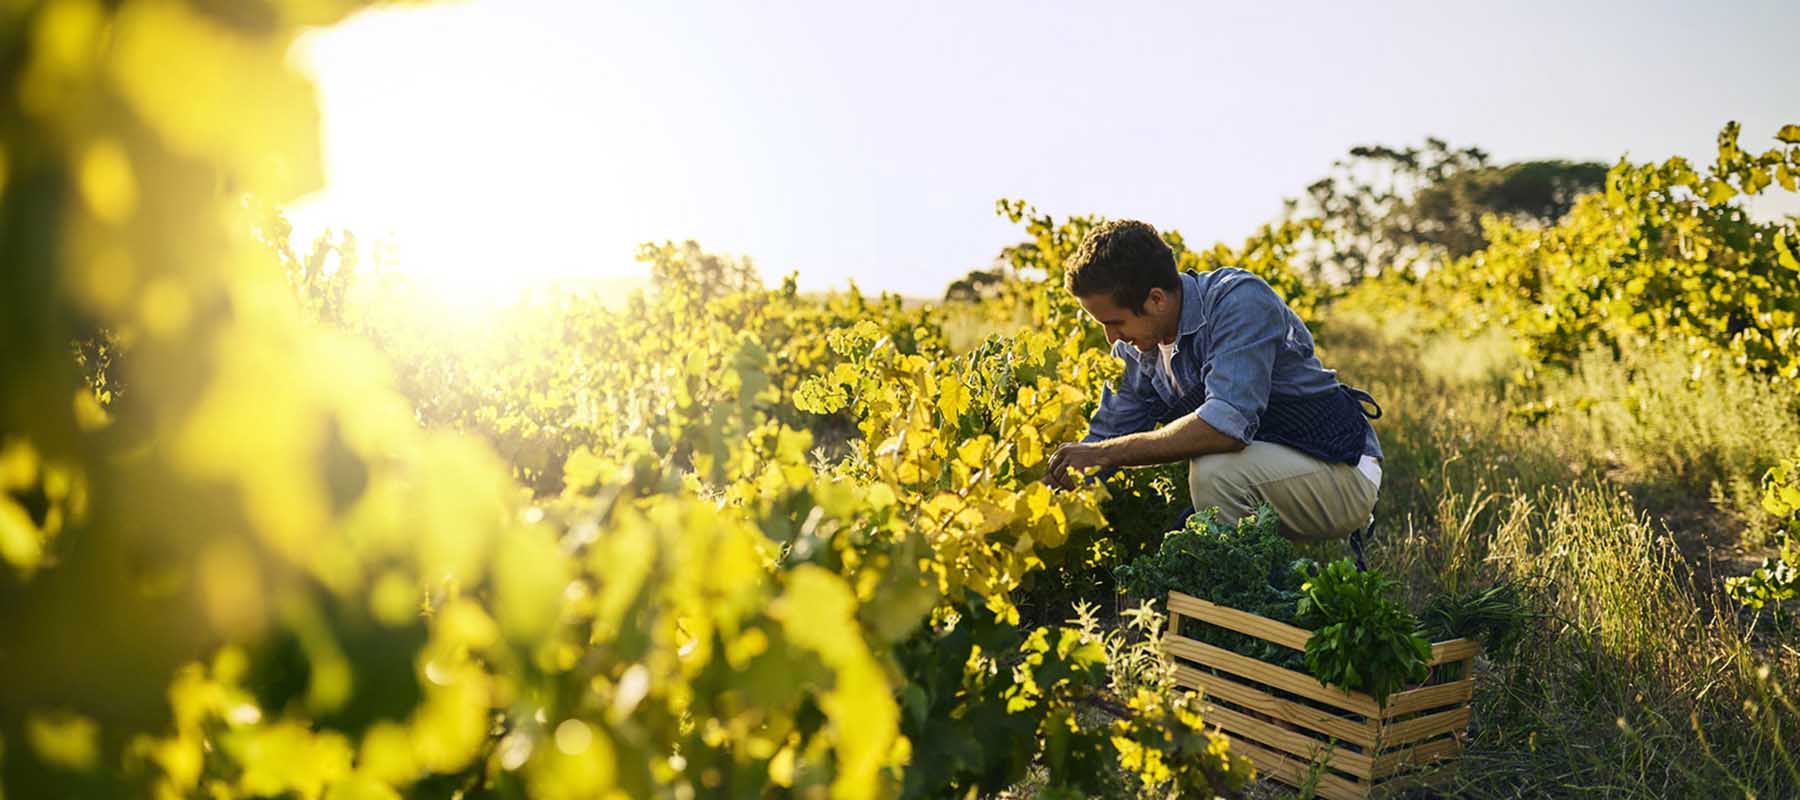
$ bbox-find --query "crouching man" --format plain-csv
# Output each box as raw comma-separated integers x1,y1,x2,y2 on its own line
1043,220,1383,542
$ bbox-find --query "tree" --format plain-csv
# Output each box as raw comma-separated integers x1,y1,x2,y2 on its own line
638,240,761,303
942,268,1010,303
1285,138,1606,285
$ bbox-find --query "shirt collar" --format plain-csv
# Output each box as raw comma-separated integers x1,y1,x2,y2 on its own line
1176,270,1206,337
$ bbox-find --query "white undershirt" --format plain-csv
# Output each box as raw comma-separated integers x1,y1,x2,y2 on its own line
1157,340,1184,397
1157,338,1381,491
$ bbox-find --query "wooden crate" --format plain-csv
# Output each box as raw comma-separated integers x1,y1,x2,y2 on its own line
1163,591,1479,800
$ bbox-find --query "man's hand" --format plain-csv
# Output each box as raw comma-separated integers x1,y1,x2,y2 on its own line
1044,416,1247,490
1044,442,1111,491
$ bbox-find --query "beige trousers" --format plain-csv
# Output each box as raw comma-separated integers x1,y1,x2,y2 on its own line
1187,442,1378,540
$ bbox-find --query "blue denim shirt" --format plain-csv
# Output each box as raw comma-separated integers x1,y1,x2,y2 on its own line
1080,268,1383,461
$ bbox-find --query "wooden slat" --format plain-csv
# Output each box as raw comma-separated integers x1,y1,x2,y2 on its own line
1164,590,1472,785
1382,677,1473,719
1172,664,1379,747
1168,591,1312,651
1165,635,1382,716
1426,639,1480,666
1369,763,1455,798
1227,736,1371,800
1172,593,1475,665
1372,735,1462,778
1381,706,1470,748
1204,703,1375,779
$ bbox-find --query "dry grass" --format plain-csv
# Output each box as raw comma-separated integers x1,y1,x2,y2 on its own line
1304,310,1800,799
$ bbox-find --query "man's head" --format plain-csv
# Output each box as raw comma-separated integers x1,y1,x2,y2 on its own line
1064,220,1181,352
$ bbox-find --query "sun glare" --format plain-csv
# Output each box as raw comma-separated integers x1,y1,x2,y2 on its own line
285,3,664,309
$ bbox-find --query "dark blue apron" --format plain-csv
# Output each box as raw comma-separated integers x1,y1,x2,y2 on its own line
1157,383,1381,465
1254,384,1382,465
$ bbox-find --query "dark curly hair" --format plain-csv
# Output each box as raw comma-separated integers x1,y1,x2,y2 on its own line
1063,220,1180,313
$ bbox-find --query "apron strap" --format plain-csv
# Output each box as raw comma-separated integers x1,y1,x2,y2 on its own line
1344,385,1383,420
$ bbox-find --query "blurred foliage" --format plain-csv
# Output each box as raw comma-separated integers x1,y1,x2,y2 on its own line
273,224,939,495
0,2,1252,796
640,239,762,305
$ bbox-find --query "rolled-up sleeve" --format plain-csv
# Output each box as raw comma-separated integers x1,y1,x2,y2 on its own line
1196,280,1284,444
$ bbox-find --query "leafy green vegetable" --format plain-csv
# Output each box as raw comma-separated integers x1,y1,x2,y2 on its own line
1115,504,1312,668
1296,560,1432,705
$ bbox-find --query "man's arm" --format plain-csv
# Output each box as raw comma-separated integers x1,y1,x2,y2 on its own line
1043,347,1168,490
1083,350,1167,442
1093,412,1246,467
1045,413,1242,489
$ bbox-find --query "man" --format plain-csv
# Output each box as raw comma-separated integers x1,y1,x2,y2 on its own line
1044,219,1382,542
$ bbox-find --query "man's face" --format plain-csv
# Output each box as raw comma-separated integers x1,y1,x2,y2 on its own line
1077,289,1173,353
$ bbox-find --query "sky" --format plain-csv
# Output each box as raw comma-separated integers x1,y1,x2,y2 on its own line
287,0,1800,301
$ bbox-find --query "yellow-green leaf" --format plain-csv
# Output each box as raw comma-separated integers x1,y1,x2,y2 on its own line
0,498,44,574
25,710,98,771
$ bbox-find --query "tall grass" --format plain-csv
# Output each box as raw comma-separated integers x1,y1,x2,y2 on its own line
1315,310,1800,798
1320,311,1800,552
1542,346,1800,544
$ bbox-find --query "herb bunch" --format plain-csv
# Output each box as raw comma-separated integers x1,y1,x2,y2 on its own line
1296,559,1433,704
1420,579,1534,663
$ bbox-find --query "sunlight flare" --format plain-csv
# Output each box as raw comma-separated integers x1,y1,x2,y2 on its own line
285,3,670,305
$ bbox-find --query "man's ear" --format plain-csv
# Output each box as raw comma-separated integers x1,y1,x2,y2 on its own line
1144,287,1169,314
